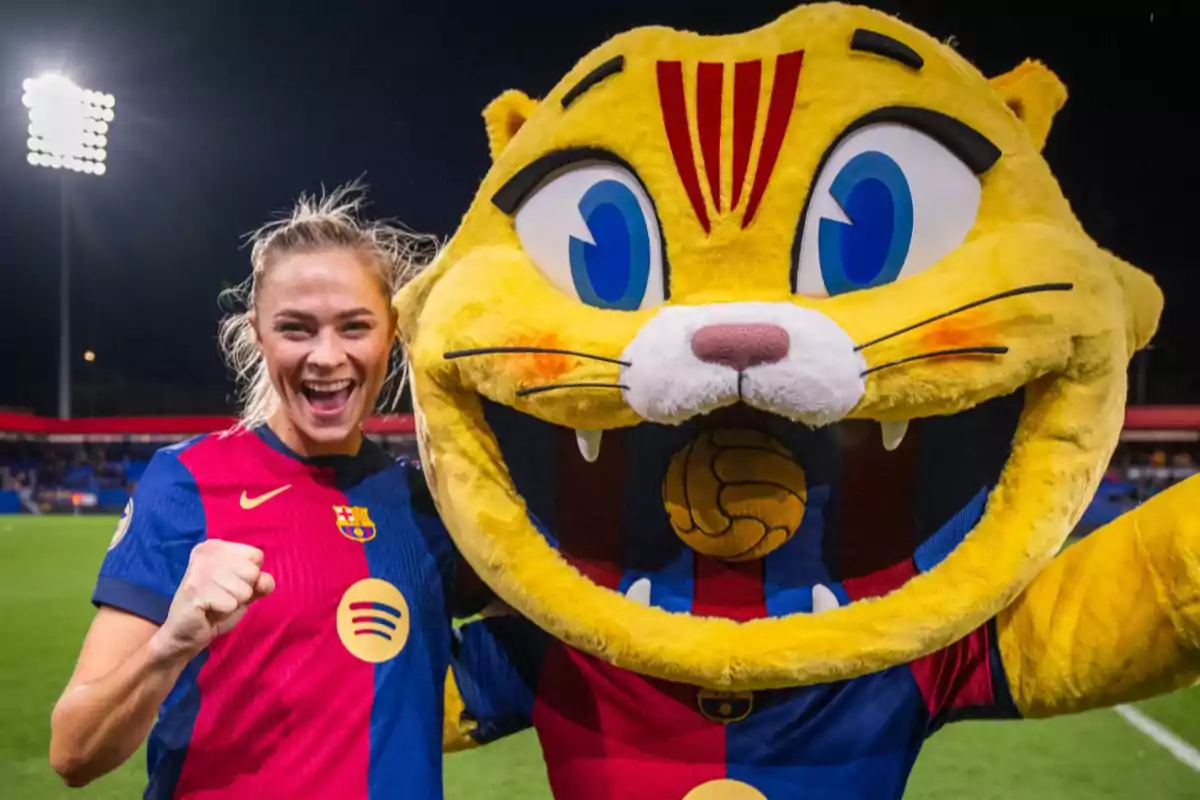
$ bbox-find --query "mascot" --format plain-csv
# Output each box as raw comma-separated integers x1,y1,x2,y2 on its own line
398,4,1200,798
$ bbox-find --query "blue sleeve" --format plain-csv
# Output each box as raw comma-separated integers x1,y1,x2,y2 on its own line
451,615,551,745
92,446,206,624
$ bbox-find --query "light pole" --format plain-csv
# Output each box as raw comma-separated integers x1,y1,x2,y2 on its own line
23,73,115,419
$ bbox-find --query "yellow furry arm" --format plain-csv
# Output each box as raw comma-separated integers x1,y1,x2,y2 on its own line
997,476,1200,717
443,667,480,753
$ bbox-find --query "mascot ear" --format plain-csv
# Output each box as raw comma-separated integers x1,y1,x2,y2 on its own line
989,60,1067,151
483,89,539,161
1111,255,1164,354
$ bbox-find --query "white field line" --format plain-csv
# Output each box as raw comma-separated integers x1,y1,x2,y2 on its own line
1114,704,1200,773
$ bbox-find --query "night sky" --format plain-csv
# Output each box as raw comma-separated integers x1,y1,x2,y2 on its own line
1,1,1196,416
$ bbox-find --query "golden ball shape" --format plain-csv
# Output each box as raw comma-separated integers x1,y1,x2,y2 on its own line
662,428,807,562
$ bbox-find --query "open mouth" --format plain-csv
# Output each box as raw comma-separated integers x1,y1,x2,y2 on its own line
482,390,1023,620
301,378,357,417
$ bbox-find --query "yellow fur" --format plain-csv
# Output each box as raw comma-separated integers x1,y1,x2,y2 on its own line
988,60,1066,151
399,1,1183,697
442,667,479,752
999,475,1200,715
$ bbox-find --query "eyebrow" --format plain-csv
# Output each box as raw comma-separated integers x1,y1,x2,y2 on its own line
861,106,1000,174
274,307,376,321
492,146,623,213
560,55,625,108
850,29,924,70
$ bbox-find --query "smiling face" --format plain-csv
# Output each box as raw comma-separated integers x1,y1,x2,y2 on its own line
397,4,1163,690
256,248,394,454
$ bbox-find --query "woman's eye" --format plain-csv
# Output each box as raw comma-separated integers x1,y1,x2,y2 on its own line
513,161,665,311
794,122,983,297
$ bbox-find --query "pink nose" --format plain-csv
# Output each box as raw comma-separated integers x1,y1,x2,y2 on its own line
691,323,790,372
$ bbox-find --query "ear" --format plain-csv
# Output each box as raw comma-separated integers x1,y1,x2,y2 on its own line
483,89,539,162
247,311,261,345
989,59,1068,151
1110,256,1164,354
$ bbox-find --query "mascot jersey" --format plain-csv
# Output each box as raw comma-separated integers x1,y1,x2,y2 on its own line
403,3,1200,799
453,581,1017,798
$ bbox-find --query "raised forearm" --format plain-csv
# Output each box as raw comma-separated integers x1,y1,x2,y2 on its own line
49,636,189,787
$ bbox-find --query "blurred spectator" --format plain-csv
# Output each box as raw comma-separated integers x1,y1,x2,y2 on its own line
15,470,39,514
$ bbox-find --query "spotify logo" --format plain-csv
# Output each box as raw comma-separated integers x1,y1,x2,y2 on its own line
336,578,410,663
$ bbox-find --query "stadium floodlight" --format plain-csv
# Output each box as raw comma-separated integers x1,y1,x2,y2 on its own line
23,73,116,419
23,74,113,177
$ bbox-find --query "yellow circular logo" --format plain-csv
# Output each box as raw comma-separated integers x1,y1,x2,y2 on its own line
683,779,768,800
336,578,410,663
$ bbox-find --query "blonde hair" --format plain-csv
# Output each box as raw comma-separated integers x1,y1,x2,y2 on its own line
218,181,438,431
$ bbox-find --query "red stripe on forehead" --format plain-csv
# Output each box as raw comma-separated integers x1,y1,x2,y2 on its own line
656,61,711,233
742,50,804,229
696,62,724,213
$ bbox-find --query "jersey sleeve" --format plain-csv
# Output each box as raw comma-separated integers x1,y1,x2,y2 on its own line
910,618,1021,734
450,614,551,745
92,446,206,624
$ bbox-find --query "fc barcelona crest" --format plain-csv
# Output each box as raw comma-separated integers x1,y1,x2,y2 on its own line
334,505,377,542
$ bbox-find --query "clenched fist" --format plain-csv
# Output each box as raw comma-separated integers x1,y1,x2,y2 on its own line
150,540,275,662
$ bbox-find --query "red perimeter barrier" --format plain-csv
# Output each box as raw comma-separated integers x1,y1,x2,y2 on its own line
2,407,1198,439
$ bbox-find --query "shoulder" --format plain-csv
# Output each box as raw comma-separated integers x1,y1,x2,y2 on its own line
358,442,434,510
397,457,439,518
119,437,212,537
95,437,213,622
136,437,206,494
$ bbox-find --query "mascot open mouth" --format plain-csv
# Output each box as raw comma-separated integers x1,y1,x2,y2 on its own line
482,385,1023,620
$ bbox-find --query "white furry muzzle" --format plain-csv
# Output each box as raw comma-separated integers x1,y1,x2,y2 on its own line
619,302,866,427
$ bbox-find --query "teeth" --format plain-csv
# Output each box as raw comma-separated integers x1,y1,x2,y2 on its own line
305,379,352,392
880,420,909,452
576,429,603,463
812,583,841,613
625,577,651,606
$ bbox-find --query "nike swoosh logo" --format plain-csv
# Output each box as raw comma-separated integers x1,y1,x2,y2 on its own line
240,485,292,510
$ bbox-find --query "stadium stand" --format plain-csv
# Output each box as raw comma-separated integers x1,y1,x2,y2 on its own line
1,408,1196,522
0,410,418,514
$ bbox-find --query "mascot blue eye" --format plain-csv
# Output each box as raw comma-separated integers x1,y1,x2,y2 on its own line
513,160,665,310
795,122,983,298
816,152,913,295
568,180,651,310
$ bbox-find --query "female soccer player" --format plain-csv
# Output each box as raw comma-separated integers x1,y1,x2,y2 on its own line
49,187,463,798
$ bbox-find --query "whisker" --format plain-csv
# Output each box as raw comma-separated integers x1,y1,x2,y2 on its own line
855,282,1073,352
444,346,631,367
516,382,629,397
861,346,1008,377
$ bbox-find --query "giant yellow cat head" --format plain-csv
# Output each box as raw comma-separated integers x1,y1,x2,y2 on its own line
397,3,1162,690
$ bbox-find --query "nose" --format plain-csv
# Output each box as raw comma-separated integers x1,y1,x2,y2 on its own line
310,329,347,367
691,323,790,371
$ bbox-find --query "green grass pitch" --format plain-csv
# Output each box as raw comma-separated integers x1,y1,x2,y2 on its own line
2,515,1197,798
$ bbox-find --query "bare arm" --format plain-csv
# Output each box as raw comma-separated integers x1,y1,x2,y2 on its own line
49,540,274,787
49,609,189,787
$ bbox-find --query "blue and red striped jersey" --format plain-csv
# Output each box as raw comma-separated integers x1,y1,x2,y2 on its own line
94,426,457,799
452,618,1017,799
